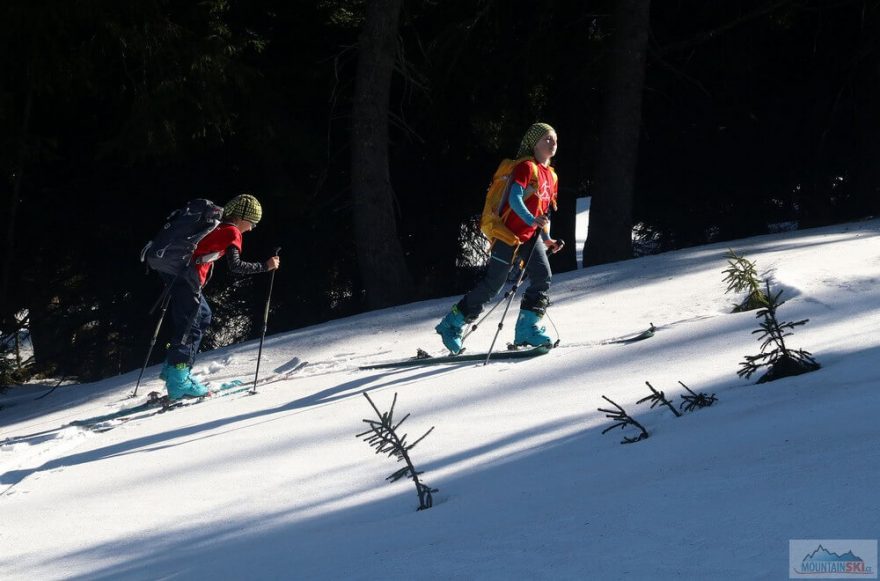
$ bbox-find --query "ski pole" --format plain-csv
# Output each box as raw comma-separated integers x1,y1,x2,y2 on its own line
459,246,522,347
132,288,172,397
460,292,508,346
538,238,565,348
251,247,281,394
484,231,544,365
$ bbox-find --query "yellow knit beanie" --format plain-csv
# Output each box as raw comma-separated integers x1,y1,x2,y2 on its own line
223,194,262,224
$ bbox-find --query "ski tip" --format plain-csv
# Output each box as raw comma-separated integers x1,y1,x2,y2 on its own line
273,356,302,374
215,379,244,390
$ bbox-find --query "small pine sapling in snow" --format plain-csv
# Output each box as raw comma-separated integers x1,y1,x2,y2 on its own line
637,381,682,417
738,282,820,384
357,392,437,510
677,381,717,412
598,395,649,444
1,316,33,392
722,249,768,312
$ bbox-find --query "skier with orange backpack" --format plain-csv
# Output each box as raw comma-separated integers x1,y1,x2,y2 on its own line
435,122,563,354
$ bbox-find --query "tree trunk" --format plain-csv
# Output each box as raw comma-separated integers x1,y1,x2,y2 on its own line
351,0,413,309
1,70,33,325
851,1,880,218
550,186,578,273
583,0,651,266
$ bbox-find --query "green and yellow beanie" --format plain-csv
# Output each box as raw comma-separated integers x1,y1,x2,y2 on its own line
223,193,262,224
516,122,555,158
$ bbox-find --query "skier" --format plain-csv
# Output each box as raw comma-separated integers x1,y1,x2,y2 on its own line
160,193,280,399
435,122,563,354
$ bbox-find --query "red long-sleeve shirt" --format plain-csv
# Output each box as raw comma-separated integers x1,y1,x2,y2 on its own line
503,160,558,242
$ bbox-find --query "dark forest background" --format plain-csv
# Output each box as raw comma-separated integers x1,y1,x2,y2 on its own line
2,0,879,384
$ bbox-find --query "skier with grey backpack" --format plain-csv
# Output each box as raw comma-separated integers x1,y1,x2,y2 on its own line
136,194,280,400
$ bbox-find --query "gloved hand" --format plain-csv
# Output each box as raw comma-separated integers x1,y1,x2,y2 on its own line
544,238,565,254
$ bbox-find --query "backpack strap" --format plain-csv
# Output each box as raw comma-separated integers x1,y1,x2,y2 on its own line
499,159,542,223
499,158,540,219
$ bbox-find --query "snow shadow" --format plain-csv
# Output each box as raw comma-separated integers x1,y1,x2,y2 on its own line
8,349,879,580
0,362,478,490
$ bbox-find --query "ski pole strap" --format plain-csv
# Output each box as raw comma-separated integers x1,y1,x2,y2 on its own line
543,309,561,347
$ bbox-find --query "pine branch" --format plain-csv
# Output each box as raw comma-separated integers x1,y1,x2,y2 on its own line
598,395,649,444
637,381,682,417
677,381,717,412
357,391,438,510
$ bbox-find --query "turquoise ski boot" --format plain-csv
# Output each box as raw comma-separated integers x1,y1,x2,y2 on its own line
159,362,172,382
514,309,552,348
435,305,467,354
164,363,209,400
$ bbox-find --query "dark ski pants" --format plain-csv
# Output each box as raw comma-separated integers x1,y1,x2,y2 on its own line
160,273,212,367
458,236,551,320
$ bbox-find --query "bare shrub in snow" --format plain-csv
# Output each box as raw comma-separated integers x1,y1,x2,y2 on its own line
357,392,437,510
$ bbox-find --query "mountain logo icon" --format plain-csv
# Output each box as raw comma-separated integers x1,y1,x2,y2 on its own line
803,545,864,564
795,544,874,577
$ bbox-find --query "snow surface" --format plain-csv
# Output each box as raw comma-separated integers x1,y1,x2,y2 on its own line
2,220,879,580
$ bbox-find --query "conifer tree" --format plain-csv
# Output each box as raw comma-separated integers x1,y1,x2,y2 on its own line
722,249,767,312
738,282,820,383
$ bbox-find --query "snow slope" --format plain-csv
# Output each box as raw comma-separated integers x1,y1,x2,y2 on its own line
2,220,879,580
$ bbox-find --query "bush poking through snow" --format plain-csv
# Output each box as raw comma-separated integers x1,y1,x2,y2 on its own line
677,381,717,412
738,282,820,383
598,396,650,444
1,332,33,393
637,381,682,417
357,392,438,510
722,249,768,312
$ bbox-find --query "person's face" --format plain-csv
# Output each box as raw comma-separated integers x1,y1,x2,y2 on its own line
238,218,256,233
534,130,558,161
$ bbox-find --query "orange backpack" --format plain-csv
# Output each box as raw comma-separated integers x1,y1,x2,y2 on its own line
479,157,557,246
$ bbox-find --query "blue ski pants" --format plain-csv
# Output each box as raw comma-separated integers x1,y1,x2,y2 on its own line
458,236,551,320
160,273,212,367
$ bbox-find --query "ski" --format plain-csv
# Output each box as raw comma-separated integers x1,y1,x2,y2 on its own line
358,323,654,371
559,323,657,349
152,362,308,412
69,391,167,428
604,323,655,344
359,345,551,370
71,361,308,431
71,380,247,430
158,379,250,411
208,360,309,394
195,356,307,391
254,360,309,387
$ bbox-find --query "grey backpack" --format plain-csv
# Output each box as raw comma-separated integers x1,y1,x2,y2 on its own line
140,199,223,276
